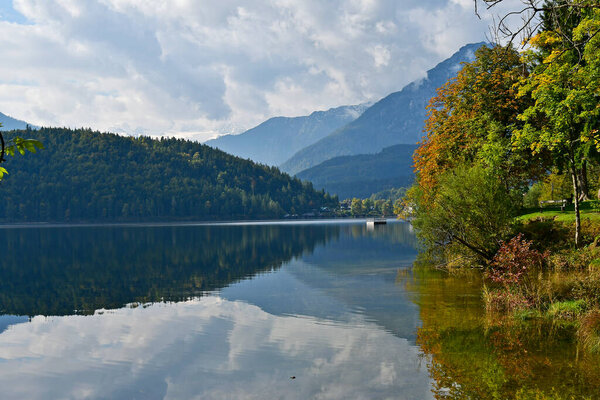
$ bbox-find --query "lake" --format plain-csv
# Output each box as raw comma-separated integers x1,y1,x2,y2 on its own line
0,220,598,399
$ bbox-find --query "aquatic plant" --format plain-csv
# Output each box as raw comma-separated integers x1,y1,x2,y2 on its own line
579,309,600,353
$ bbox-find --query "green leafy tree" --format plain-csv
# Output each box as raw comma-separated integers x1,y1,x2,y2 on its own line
523,182,543,208
410,165,518,263
540,171,573,201
0,125,43,180
362,198,373,214
351,198,363,217
374,199,385,214
383,200,393,216
514,8,600,246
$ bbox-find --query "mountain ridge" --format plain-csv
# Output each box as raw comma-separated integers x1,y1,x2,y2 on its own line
280,42,487,175
0,112,35,131
205,104,369,166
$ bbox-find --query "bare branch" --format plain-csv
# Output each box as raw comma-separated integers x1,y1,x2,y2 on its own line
474,0,600,50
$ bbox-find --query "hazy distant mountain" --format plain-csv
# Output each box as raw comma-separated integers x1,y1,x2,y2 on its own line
280,43,487,175
205,104,369,166
0,112,34,131
296,144,417,199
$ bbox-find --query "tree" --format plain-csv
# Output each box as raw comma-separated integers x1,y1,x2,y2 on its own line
410,165,518,263
473,0,600,50
362,198,372,214
414,45,546,197
350,198,363,216
383,200,393,216
539,171,573,201
0,124,43,180
393,198,404,217
513,7,600,246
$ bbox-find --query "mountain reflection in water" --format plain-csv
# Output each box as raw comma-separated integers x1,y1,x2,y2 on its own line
0,221,433,400
3,220,597,399
0,223,340,316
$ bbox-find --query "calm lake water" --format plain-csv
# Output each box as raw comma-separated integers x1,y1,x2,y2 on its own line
0,220,598,399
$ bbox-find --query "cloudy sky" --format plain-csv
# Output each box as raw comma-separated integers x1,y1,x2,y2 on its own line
0,0,511,141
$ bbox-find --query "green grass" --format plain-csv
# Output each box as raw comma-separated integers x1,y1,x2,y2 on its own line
518,201,600,222
590,259,600,270
547,300,587,318
513,308,542,321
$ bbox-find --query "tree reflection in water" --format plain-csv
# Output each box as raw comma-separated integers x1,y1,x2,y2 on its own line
401,267,600,399
0,223,339,316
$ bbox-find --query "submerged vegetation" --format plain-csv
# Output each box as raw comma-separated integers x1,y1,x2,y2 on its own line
406,1,600,357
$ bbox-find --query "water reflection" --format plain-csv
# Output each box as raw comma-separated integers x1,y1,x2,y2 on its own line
0,223,339,316
5,220,598,399
221,221,420,339
0,221,434,399
0,297,432,400
403,268,600,399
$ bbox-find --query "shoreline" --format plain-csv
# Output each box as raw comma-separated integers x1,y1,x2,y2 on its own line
0,217,400,230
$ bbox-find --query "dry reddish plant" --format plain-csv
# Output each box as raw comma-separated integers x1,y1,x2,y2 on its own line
488,233,546,286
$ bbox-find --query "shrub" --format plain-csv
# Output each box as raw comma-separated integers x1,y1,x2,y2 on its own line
484,286,531,312
548,245,600,271
488,234,546,286
517,219,571,251
570,270,600,304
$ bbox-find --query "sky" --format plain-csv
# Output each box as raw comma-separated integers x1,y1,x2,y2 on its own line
0,0,516,142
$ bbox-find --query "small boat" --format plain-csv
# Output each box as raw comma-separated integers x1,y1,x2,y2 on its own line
366,218,387,228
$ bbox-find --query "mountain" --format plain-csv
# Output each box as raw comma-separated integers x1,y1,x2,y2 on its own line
205,104,368,166
295,144,417,199
0,112,34,130
280,43,487,175
0,127,337,222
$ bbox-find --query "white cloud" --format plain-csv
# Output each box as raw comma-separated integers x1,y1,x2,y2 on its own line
0,0,495,141
368,44,391,68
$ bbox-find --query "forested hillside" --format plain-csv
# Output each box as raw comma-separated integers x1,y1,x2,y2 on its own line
296,144,417,199
0,128,337,222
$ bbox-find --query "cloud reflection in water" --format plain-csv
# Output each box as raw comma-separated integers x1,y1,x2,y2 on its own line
0,295,433,400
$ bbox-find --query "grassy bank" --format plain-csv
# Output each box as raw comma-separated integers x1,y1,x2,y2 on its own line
479,203,600,353
518,201,600,223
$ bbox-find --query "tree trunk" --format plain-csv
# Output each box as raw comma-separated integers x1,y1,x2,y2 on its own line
578,160,590,201
570,155,581,248
451,233,494,262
